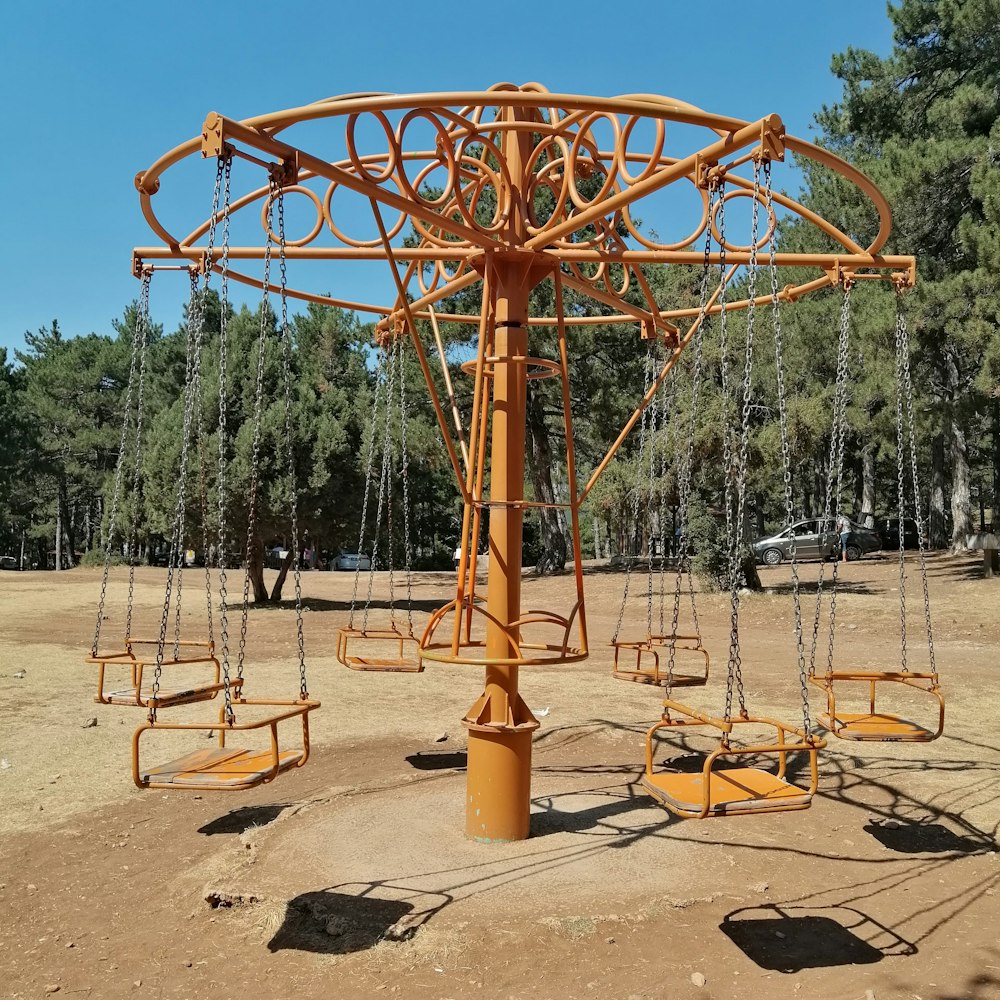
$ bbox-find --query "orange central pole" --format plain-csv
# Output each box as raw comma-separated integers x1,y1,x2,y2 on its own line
464,107,547,842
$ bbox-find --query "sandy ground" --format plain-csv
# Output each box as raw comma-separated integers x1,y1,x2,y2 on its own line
1,553,998,1000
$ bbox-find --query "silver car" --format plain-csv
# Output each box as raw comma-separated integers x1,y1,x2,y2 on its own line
332,550,372,572
752,519,840,566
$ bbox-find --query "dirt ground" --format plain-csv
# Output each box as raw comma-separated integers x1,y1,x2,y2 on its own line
1,553,998,1000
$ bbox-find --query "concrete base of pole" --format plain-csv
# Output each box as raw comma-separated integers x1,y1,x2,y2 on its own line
465,727,533,842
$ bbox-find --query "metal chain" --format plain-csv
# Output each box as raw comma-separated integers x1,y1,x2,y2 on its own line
658,363,675,635
151,154,229,720
214,155,235,724
667,190,716,690
349,348,386,627
717,186,741,726
364,342,397,631
645,353,660,637
171,307,201,662
893,290,909,673
275,189,308,699
765,161,811,735
725,162,763,723
124,273,152,644
397,337,416,636
238,183,275,681
384,342,397,629
189,272,215,649
896,289,937,679
611,344,655,643
821,287,854,677
92,271,149,656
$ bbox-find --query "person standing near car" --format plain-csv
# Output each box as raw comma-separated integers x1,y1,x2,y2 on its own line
837,516,850,563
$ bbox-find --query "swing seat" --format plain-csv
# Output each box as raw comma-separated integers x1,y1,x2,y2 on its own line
809,671,943,742
132,698,319,792
336,626,424,672
87,639,229,708
611,635,709,687
103,678,241,709
642,767,812,816
814,711,933,742
642,700,825,820
138,745,304,789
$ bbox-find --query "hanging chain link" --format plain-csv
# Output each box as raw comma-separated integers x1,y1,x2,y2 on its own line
611,344,655,644
190,271,216,649
350,348,386,627
667,189,717,690
896,289,937,679
821,286,854,678
238,182,275,681
658,363,676,635
764,161,812,735
645,350,661,637
397,337,416,637
365,341,397,632
275,189,309,700
151,154,230,721
92,271,150,656
893,288,910,673
724,163,763,723
717,186,741,726
213,154,236,724
124,272,152,644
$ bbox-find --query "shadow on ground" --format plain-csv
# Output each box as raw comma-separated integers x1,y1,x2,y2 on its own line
198,804,290,835
268,890,415,954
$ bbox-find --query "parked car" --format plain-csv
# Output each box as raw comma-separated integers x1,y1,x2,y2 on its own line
752,519,839,566
0,555,19,570
752,517,881,566
872,516,922,550
835,517,882,561
332,550,372,572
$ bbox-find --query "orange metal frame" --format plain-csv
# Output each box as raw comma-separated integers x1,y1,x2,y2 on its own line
335,625,423,673
131,84,913,841
643,699,826,820
131,697,319,791
809,671,944,742
611,635,710,687
86,637,235,709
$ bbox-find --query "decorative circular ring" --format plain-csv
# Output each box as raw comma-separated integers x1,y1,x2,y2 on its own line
261,185,324,248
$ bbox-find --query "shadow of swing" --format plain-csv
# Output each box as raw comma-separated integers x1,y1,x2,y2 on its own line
863,819,994,855
405,750,468,771
267,890,416,955
197,804,290,836
720,904,917,973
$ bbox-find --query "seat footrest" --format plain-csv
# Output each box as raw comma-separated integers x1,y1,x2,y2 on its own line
104,684,221,708
816,711,932,742
140,746,304,790
642,766,812,817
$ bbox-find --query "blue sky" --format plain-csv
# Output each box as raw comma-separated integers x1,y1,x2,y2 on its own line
1,0,895,355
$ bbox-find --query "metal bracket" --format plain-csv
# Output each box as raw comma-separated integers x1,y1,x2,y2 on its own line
133,171,160,196
201,112,226,159
756,114,786,164
694,154,723,191
268,158,298,188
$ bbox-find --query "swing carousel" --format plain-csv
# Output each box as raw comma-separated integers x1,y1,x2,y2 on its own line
109,83,936,840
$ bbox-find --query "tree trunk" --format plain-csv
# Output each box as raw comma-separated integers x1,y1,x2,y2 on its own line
270,549,294,601
247,535,269,603
993,398,1000,531
861,445,876,523
525,386,566,575
949,415,973,552
929,432,947,547
55,505,62,571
